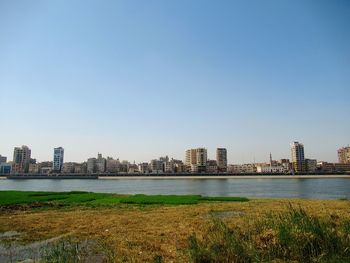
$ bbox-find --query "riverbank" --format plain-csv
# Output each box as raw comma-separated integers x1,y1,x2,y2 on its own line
99,174,350,179
1,174,349,180
0,192,349,262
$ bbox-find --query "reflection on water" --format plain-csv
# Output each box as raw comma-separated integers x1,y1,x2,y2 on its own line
0,178,349,199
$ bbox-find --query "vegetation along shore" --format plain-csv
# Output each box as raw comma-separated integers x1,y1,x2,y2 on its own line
0,191,349,262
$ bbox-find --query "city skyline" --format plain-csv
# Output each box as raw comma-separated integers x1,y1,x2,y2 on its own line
2,143,349,175
0,142,347,165
1,1,349,163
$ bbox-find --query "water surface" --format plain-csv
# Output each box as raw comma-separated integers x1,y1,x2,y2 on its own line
0,178,349,199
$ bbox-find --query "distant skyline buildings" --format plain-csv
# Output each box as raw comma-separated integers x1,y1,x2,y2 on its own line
1,142,350,174
1,143,349,167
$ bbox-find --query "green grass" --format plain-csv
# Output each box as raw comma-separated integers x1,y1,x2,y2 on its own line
0,191,248,208
188,205,350,263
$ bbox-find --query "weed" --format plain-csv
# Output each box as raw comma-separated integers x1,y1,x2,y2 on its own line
188,205,350,262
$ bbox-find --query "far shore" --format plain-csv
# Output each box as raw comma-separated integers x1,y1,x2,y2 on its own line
99,174,350,180
1,174,349,180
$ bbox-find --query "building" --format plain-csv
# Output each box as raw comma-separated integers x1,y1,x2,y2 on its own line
317,161,350,173
0,163,12,174
305,159,317,173
216,148,227,172
290,142,305,173
185,148,207,173
87,158,97,173
185,149,197,167
119,161,129,173
256,164,286,173
138,162,150,173
165,159,185,173
28,163,40,173
12,145,31,173
206,160,218,173
150,159,163,173
334,163,350,172
196,148,207,173
279,159,292,171
74,162,87,174
338,146,350,164
0,155,7,164
36,161,52,174
62,162,76,173
227,164,257,173
106,157,120,173
53,147,64,172
128,164,139,173
96,153,106,173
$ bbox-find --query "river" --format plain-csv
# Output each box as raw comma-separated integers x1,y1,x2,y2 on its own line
0,177,349,199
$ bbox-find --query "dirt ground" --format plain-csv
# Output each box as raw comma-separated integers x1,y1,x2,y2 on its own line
0,199,349,262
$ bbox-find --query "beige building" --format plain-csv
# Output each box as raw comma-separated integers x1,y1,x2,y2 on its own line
185,149,197,166
28,163,39,174
338,146,350,164
228,164,257,173
62,162,76,173
185,148,207,173
12,145,31,173
106,157,120,173
74,163,87,174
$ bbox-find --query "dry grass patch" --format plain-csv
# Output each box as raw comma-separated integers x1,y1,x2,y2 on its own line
0,199,349,262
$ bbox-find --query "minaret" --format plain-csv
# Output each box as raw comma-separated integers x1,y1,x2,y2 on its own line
269,153,272,167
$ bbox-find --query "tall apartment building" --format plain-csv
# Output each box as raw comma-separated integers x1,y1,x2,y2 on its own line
216,148,227,172
53,147,64,172
185,149,197,166
290,141,305,173
12,145,31,173
196,148,207,173
185,148,207,173
338,146,350,164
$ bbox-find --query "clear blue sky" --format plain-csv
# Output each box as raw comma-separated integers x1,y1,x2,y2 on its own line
0,0,349,163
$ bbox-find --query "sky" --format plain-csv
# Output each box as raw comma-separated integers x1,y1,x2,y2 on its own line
0,0,349,164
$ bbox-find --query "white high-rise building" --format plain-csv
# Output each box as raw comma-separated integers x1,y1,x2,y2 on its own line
53,147,64,172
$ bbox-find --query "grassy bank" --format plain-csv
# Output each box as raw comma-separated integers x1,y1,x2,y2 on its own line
189,205,350,262
0,191,248,208
0,192,349,262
